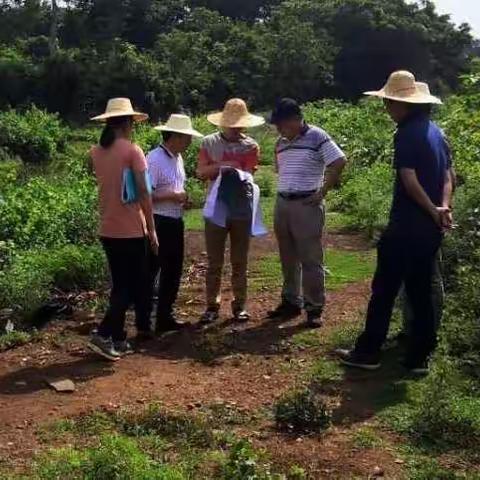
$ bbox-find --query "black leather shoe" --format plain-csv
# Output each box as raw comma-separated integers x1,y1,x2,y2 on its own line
156,316,189,334
267,302,302,320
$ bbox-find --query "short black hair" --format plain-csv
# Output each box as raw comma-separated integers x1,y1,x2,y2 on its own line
269,98,302,125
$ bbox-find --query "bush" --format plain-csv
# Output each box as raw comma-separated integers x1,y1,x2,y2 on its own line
0,175,98,250
255,167,276,198
331,162,393,237
0,106,69,163
221,440,281,480
0,244,107,314
274,389,331,434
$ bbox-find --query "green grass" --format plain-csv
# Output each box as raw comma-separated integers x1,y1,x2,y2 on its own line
0,330,35,352
351,426,383,449
251,249,375,292
15,404,289,480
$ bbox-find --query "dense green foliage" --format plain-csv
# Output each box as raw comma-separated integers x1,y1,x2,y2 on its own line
0,0,474,119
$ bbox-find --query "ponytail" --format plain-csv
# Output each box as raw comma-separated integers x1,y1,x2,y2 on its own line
100,124,116,148
99,116,133,149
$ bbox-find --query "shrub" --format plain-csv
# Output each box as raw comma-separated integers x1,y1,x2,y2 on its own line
331,162,393,237
255,167,276,198
274,389,331,434
186,178,206,209
0,175,98,250
221,440,281,480
0,244,107,314
0,106,69,163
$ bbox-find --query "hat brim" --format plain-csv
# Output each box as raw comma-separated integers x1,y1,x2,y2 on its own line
90,111,149,122
364,90,442,105
154,126,204,138
207,112,265,128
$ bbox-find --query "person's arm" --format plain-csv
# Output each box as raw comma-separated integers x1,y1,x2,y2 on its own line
196,147,220,181
133,147,158,254
440,168,455,230
321,157,347,197
399,168,448,228
152,190,187,204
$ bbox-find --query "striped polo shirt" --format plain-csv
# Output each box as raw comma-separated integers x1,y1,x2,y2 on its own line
276,124,345,193
147,145,186,219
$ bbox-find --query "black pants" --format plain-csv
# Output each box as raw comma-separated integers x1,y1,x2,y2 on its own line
98,237,151,341
150,215,185,326
355,228,442,365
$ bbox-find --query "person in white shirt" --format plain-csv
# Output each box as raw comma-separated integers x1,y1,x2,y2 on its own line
147,115,203,333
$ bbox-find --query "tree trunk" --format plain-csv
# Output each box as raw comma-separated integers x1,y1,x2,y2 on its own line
49,0,58,56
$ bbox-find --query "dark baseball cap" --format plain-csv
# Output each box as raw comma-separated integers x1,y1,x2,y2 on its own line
269,98,302,124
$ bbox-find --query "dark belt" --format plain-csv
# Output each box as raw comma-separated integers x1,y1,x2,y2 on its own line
278,190,316,201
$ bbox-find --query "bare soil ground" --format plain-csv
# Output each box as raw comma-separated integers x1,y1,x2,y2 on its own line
0,231,406,479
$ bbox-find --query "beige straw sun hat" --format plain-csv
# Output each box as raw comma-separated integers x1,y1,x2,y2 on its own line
91,98,149,122
154,114,203,138
364,71,442,105
207,98,265,128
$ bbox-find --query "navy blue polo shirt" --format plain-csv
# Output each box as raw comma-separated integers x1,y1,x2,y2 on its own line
389,112,451,234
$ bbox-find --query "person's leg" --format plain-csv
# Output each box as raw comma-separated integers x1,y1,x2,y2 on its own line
98,238,130,341
290,201,326,322
274,197,302,309
156,217,185,328
404,236,442,369
229,218,251,315
354,233,406,357
204,220,228,313
130,237,152,338
401,250,443,338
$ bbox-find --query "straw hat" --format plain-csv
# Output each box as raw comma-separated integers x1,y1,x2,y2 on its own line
364,71,442,105
91,98,149,122
154,114,203,138
207,98,265,128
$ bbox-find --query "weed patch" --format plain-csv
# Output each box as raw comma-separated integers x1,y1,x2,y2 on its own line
274,389,331,434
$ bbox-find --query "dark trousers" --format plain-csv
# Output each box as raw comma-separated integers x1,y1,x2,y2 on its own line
355,228,442,365
150,215,184,326
98,237,151,342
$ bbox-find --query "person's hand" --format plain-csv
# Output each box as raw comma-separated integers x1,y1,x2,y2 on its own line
432,206,451,231
440,208,454,231
303,191,324,206
172,192,188,204
148,228,159,256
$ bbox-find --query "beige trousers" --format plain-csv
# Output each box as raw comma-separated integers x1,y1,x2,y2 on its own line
274,196,326,311
205,219,251,312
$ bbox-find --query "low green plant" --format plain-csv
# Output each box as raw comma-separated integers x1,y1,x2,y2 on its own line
0,106,69,164
220,440,281,480
351,426,383,449
0,330,34,352
274,389,331,434
0,244,107,314
31,434,185,480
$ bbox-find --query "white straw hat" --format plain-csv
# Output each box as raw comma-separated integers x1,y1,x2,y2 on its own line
154,114,203,138
207,98,265,128
364,71,442,105
91,98,149,122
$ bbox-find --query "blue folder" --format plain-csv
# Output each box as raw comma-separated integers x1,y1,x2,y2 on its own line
122,169,152,204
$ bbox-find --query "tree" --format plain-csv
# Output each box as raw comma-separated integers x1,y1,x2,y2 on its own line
187,0,282,21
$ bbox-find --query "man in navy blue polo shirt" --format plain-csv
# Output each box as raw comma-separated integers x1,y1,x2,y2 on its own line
339,71,454,373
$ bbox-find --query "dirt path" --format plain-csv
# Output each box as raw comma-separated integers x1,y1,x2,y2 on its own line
0,231,404,478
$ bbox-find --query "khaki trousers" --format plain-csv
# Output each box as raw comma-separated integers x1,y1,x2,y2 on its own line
205,219,251,312
274,196,326,311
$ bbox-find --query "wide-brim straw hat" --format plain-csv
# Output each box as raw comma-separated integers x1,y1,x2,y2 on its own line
154,114,203,138
207,98,265,128
91,98,149,122
364,71,442,105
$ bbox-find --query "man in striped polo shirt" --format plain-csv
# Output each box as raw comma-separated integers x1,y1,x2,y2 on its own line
268,98,346,328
